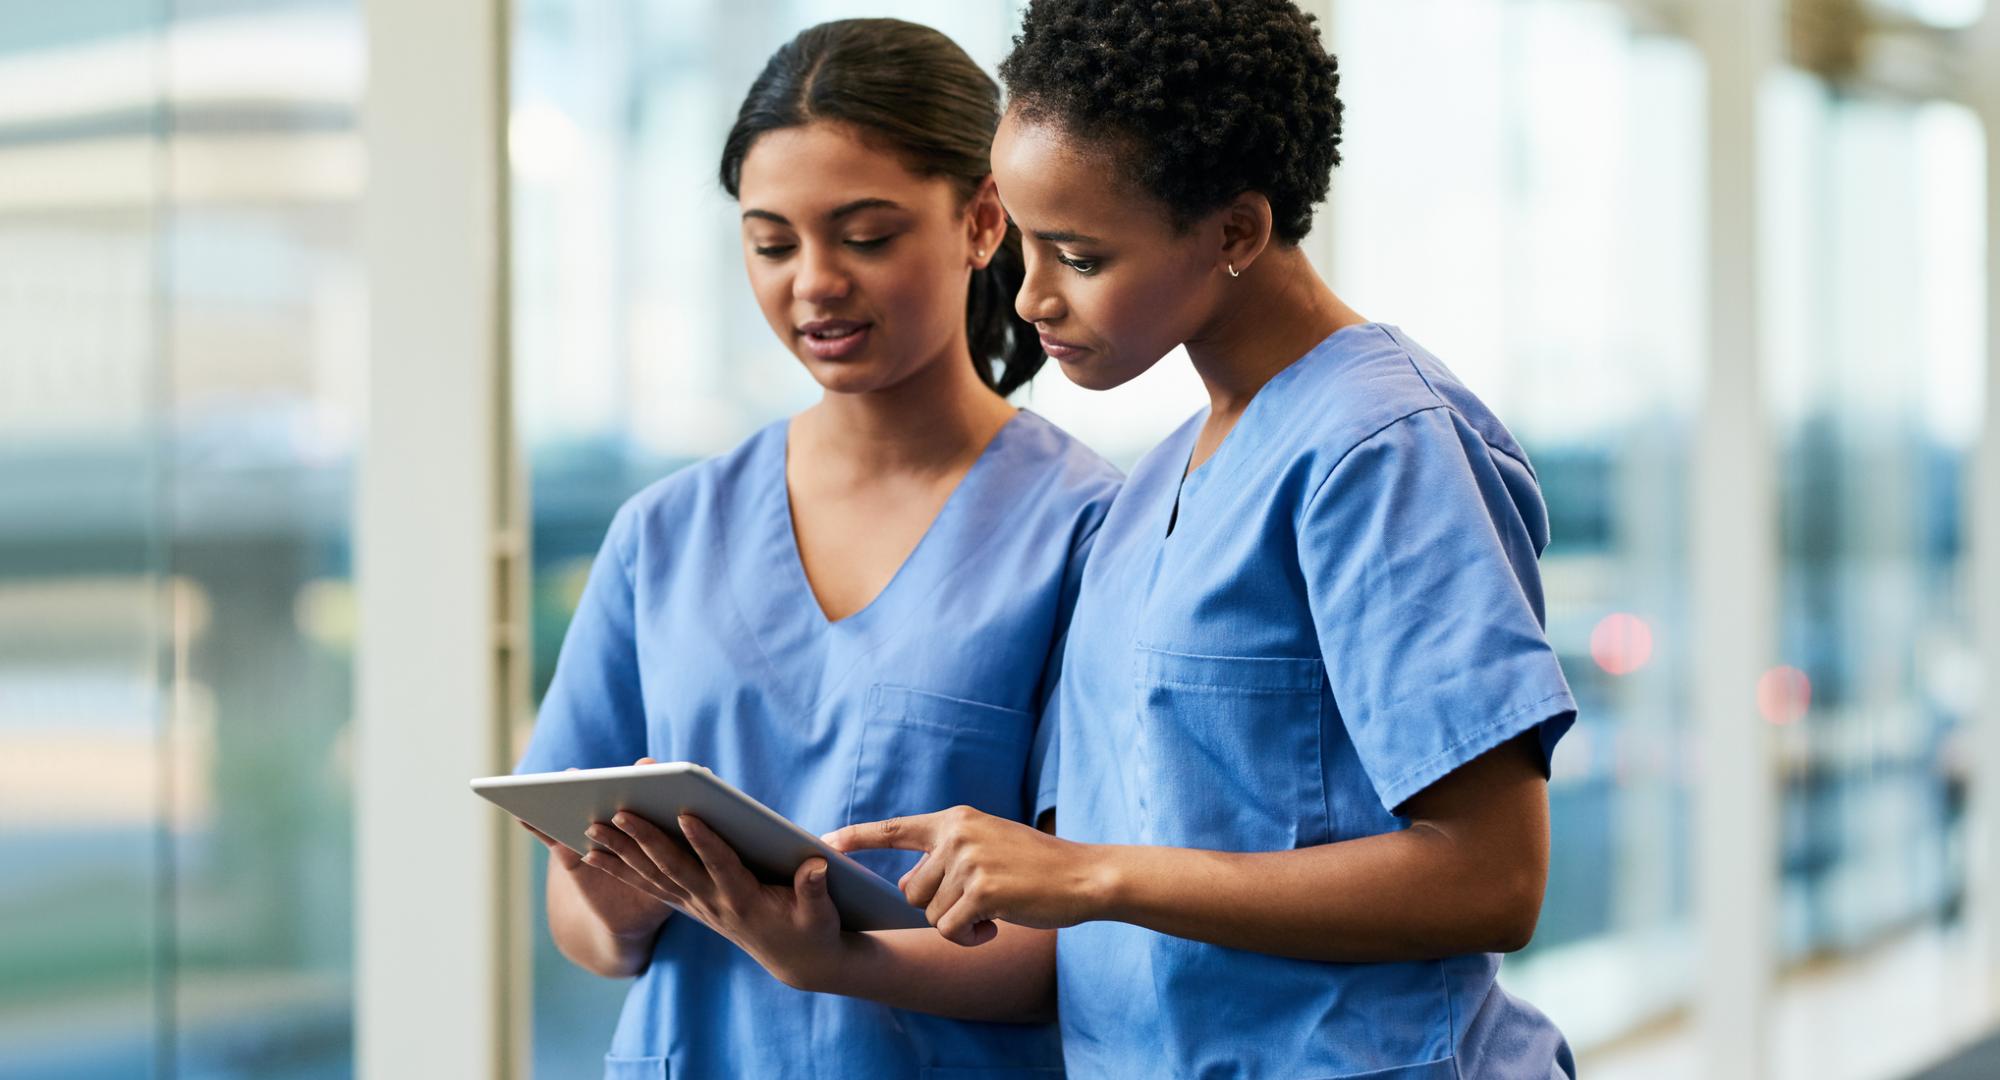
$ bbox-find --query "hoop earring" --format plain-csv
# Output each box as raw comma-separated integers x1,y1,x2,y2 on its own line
1227,263,1240,278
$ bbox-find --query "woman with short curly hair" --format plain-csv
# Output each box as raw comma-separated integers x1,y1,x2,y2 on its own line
831,2,1580,1077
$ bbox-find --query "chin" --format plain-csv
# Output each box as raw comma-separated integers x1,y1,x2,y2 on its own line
1056,354,1139,392
800,356,902,396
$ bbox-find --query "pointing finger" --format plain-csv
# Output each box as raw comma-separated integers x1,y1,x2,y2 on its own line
821,813,938,854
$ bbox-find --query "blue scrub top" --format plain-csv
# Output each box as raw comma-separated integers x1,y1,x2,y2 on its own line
1055,324,1578,1080
517,409,1120,1080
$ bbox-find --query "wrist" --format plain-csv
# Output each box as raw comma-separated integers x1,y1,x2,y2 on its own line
598,894,674,943
1074,842,1130,923
767,932,857,994
574,916,659,979
607,911,669,943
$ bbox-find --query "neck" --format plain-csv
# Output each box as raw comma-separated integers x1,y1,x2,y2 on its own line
1183,245,1365,419
794,341,1015,478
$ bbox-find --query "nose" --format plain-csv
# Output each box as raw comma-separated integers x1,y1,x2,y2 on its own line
1015,250,1066,325
792,240,851,305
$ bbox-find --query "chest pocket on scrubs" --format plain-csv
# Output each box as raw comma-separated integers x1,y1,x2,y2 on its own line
848,684,1034,881
1133,646,1331,852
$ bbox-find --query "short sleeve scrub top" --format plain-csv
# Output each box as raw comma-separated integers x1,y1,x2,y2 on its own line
517,410,1121,1080
1054,324,1579,1080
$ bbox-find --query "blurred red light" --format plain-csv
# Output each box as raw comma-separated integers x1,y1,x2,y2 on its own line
1590,612,1654,676
1757,666,1811,725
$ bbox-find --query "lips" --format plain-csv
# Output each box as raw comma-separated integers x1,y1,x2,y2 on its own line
798,318,872,361
1037,333,1090,361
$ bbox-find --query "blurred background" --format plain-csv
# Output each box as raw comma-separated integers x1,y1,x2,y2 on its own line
1,0,1996,1077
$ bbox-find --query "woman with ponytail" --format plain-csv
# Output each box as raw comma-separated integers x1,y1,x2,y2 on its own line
508,18,1117,1080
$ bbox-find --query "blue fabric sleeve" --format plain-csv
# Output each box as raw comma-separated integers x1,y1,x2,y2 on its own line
514,502,649,774
1298,407,1575,814
1025,510,1110,825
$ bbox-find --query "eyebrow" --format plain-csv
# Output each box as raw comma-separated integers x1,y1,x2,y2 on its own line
741,198,904,226
1030,228,1103,245
997,199,1103,246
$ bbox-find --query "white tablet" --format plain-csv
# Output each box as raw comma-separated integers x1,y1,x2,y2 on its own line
471,761,929,932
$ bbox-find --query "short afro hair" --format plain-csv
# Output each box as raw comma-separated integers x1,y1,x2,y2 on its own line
998,0,1343,244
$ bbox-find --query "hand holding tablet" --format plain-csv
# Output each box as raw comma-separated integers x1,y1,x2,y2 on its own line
472,760,930,932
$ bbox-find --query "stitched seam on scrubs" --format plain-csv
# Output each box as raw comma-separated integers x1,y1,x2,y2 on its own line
1441,957,1463,1080
1139,679,1320,695
1380,689,1575,809
610,501,639,589
1385,324,1448,405
844,685,880,830
1300,405,1450,513
1316,681,1334,848
878,716,1029,745
1035,510,1110,717
1135,647,1324,693
727,422,836,713
1382,325,1541,481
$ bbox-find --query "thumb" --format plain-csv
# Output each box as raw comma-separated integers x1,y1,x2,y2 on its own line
793,858,836,924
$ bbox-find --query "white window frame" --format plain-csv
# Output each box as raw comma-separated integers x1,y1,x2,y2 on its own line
356,0,529,1077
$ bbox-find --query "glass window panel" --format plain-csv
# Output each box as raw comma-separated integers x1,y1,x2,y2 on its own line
0,3,171,1075
1763,69,1986,961
162,7,364,1075
0,2,363,1077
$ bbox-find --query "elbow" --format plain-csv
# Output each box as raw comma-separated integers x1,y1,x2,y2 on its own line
582,950,646,981
1434,852,1544,955
557,937,623,980
583,948,650,981
1488,910,1539,955
1482,870,1546,954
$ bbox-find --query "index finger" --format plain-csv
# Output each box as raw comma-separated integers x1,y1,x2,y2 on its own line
519,820,562,848
821,813,938,854
518,820,583,868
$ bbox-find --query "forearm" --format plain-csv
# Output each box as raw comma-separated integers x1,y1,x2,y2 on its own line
547,854,671,978
800,922,1056,1023
1089,825,1542,963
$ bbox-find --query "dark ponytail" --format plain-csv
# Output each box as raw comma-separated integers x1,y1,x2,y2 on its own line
967,226,1038,397
719,18,1046,397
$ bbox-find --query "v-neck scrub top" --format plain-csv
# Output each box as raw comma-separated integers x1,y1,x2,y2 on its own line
516,409,1120,1080
1054,324,1578,1080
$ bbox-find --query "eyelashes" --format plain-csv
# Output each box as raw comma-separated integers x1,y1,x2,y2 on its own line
1056,253,1100,276
751,236,895,260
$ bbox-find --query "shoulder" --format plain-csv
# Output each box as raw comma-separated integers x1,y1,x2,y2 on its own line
607,419,787,561
1004,410,1125,518
1291,330,1552,551
1279,323,1536,483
